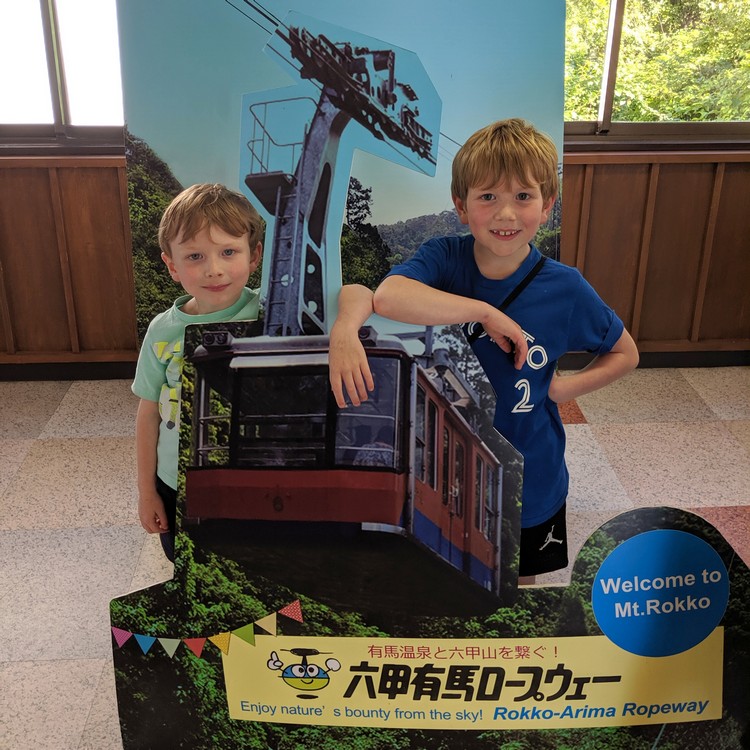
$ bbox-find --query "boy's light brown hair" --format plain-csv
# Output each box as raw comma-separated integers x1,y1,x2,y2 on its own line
158,183,264,257
451,118,559,203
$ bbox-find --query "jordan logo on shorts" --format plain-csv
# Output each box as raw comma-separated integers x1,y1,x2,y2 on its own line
539,525,563,551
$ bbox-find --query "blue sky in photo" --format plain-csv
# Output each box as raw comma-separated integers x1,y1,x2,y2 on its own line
117,0,564,226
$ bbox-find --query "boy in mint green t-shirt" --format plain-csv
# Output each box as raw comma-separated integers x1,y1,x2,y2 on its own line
131,183,263,560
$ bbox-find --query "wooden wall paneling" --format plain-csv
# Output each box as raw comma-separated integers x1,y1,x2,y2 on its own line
629,163,659,341
559,163,587,268
0,167,73,354
690,163,723,343
580,163,650,328
699,162,750,344
48,167,81,353
0,247,13,353
638,162,715,344
57,165,138,355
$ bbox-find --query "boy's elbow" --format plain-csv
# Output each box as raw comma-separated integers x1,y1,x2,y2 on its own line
622,332,639,372
372,281,395,317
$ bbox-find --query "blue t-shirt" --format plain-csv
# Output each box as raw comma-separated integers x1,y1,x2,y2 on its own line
388,236,623,527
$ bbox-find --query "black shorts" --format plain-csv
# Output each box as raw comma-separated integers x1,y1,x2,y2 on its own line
519,502,568,577
155,476,177,562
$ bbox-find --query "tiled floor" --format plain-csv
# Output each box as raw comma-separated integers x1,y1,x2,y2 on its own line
0,369,748,748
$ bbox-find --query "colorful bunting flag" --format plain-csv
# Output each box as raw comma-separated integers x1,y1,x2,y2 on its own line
209,632,232,655
134,634,157,654
254,612,277,636
232,623,256,647
159,638,181,658
278,599,303,622
111,601,302,656
112,627,133,648
183,638,207,658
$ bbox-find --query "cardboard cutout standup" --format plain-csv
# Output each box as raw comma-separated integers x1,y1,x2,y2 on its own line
112,1,748,748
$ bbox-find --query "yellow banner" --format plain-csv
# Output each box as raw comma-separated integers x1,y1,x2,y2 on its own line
221,629,723,730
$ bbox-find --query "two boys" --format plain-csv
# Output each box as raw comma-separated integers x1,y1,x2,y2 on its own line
331,118,638,581
135,119,637,580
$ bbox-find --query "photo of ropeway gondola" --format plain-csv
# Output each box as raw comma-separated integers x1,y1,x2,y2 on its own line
180,321,523,617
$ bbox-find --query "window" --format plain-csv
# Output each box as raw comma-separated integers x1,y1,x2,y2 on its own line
474,456,484,530
415,387,426,482
426,401,437,489
0,0,124,151
484,465,500,542
565,0,749,146
442,428,450,506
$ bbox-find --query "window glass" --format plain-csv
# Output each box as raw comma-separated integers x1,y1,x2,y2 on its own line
474,456,483,530
564,0,610,121
415,387,426,482
56,0,124,125
335,357,400,469
0,1,53,123
614,0,749,122
426,401,437,489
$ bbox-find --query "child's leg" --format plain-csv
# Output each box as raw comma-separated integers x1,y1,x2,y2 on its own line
518,502,568,581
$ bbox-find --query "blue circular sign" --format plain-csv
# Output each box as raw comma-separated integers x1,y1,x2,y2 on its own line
592,529,729,657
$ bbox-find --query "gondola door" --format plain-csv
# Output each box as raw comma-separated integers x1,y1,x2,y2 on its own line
441,415,469,572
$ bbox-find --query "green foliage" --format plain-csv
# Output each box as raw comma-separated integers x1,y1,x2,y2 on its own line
126,130,184,340
346,176,374,230
377,210,466,263
565,0,750,122
341,223,392,290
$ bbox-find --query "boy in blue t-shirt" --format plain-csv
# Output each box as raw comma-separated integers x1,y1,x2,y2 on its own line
330,118,638,582
132,183,263,560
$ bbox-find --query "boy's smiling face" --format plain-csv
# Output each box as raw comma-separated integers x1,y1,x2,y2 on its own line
453,176,554,279
162,224,261,315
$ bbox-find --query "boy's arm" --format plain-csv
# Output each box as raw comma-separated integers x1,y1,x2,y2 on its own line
548,329,639,404
329,284,376,408
135,398,169,533
373,275,529,369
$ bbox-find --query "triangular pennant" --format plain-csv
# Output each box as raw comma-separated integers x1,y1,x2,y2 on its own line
232,623,255,646
158,638,181,658
134,634,157,654
111,627,133,648
208,632,231,655
254,613,277,636
183,637,207,658
278,599,304,623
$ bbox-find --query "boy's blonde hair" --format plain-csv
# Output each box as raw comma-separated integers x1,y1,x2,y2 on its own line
158,183,264,257
451,119,559,203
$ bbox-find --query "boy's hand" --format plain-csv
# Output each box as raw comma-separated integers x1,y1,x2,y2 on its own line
138,490,169,534
329,324,374,408
483,309,528,370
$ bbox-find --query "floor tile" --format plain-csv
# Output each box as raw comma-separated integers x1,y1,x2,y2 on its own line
576,368,716,424
0,658,105,750
0,381,70,439
565,424,633,513
128,532,175,593
689,506,750,568
0,526,144,661
79,660,125,750
680,366,750,420
590,421,750,507
0,437,138,531
0,438,34,498
40,380,138,439
725,419,750,455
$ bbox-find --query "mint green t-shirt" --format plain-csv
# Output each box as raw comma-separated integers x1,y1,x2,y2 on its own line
132,287,260,489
